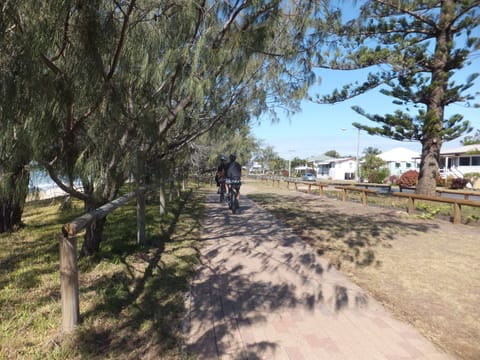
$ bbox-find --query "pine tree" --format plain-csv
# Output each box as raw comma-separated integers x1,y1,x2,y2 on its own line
310,0,480,195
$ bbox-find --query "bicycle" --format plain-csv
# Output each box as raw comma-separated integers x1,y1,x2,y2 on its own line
226,179,241,214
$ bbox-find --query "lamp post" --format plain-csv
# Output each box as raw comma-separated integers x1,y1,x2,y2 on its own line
288,150,294,178
341,127,361,182
355,128,361,182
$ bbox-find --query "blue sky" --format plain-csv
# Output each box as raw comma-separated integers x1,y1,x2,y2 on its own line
252,66,480,160
251,4,480,161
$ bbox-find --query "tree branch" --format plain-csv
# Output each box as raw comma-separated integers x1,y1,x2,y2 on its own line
107,0,136,79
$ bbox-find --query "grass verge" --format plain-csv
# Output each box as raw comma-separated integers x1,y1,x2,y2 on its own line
0,188,206,360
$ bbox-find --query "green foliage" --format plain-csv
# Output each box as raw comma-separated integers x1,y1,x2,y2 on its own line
363,147,381,156
2,0,315,252
197,124,261,173
360,154,387,183
464,172,480,180
415,203,441,220
310,1,480,194
256,145,286,174
367,168,390,184
324,150,340,158
461,130,480,145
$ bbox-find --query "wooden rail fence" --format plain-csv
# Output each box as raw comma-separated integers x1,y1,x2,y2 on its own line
392,192,480,224
60,191,137,333
254,176,480,225
335,186,379,207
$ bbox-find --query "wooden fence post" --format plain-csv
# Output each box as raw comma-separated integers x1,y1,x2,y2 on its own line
408,197,415,214
319,185,324,196
453,203,461,224
361,191,367,207
60,191,136,333
60,231,79,333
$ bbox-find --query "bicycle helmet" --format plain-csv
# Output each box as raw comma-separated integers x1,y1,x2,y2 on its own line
220,155,226,161
229,154,236,162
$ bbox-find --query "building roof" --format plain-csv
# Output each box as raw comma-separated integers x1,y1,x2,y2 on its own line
378,147,420,162
440,144,480,156
330,157,355,163
308,154,336,163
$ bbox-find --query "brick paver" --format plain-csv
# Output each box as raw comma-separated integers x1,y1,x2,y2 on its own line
183,187,454,359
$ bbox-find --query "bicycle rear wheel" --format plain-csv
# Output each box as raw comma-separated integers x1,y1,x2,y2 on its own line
227,191,233,209
231,188,239,214
219,183,226,202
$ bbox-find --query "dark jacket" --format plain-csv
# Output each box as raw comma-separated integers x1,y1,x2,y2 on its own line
226,161,242,179
215,162,228,183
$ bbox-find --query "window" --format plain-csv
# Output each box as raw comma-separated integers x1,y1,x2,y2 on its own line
395,162,401,168
406,163,411,168
459,157,470,166
472,156,480,166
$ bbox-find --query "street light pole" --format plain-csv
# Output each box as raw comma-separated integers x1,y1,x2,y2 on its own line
288,150,294,178
355,128,361,182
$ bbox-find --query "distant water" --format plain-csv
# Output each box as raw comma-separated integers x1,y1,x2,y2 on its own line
29,170,58,191
29,170,81,191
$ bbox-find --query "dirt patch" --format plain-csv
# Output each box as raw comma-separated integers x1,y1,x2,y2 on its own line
243,180,480,360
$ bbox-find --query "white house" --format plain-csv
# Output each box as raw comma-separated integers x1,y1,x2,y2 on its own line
249,161,263,173
310,155,357,180
378,147,420,177
308,154,335,178
328,157,357,180
439,144,480,178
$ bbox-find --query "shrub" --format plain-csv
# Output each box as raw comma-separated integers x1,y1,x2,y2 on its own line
450,177,469,189
397,170,419,187
367,169,389,184
464,172,480,180
436,174,454,188
387,175,398,184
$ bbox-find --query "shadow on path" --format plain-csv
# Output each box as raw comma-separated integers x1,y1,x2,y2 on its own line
184,190,452,359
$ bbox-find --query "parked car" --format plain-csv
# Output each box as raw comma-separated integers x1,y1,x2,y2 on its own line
301,173,317,181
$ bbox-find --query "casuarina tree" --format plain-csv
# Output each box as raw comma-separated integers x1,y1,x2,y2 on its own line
4,0,316,253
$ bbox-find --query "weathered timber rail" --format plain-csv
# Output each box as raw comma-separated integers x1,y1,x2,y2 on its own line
253,176,480,225
435,188,480,200
60,191,137,333
392,192,480,224
335,186,380,207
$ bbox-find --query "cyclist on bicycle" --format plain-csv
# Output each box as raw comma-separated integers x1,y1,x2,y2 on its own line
226,154,242,202
215,156,228,194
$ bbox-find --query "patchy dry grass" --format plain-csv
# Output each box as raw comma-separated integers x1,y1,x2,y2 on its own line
0,189,205,359
244,181,480,360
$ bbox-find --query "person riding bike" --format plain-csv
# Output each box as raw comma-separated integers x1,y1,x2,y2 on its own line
226,154,242,202
215,156,228,194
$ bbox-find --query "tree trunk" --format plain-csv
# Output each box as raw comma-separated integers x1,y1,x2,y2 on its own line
159,183,166,215
0,201,23,233
0,168,29,233
80,217,107,256
416,137,441,196
416,1,452,196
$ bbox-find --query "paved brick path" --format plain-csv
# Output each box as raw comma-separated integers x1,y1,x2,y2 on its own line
183,188,454,359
